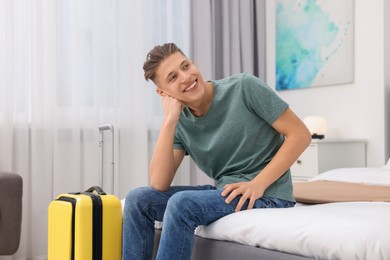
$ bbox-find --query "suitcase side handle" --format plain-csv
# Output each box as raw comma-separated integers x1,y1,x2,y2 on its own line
85,186,107,195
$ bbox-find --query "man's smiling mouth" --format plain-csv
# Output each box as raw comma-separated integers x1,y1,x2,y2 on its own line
184,81,197,92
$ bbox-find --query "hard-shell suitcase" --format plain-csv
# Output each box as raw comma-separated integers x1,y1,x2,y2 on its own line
48,125,122,260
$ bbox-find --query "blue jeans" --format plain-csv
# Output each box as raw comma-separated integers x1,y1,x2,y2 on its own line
122,185,294,260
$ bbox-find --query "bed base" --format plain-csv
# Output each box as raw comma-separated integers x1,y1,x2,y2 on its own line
152,229,314,260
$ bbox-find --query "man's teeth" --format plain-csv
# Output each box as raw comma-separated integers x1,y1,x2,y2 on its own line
185,82,196,92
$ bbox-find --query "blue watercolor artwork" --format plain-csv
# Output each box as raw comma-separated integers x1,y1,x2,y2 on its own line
275,0,354,90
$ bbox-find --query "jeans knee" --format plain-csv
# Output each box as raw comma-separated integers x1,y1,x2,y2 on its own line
125,186,149,202
124,187,151,215
166,192,193,218
164,191,201,233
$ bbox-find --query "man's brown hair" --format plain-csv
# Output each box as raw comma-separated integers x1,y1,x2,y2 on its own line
143,43,185,83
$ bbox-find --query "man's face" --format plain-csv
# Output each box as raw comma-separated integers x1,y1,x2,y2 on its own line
154,52,206,103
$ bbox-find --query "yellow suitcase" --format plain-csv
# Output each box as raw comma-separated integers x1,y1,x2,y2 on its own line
48,186,122,260
48,125,121,260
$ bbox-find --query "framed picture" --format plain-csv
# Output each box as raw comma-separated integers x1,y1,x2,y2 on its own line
266,0,355,91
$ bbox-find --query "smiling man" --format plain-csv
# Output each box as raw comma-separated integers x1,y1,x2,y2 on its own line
122,43,311,260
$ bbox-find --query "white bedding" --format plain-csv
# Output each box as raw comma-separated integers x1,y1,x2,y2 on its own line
195,166,390,260
195,202,390,260
310,167,390,186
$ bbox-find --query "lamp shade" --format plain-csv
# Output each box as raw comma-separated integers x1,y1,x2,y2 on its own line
303,116,327,138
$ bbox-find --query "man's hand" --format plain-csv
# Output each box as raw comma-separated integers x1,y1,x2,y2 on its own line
161,95,184,124
221,180,265,212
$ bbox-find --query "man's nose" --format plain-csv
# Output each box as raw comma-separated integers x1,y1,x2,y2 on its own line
179,71,191,83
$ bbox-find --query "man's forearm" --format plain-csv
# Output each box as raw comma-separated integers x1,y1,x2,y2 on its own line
253,131,311,190
149,120,178,191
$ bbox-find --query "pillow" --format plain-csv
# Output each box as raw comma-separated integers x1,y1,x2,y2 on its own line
310,167,390,186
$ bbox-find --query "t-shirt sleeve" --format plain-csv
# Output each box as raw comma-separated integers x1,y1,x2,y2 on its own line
173,127,186,151
241,73,289,125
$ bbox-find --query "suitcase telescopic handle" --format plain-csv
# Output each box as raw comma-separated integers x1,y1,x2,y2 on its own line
98,124,114,131
99,124,115,194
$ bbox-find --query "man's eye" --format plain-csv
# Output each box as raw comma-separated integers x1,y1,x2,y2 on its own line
170,75,177,81
183,63,190,69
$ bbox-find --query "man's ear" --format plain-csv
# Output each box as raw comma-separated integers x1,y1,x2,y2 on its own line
156,88,166,97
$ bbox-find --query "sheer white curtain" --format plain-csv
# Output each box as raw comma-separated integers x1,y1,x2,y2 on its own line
0,0,191,259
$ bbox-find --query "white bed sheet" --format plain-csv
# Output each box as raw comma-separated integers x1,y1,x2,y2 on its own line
195,202,390,260
195,167,390,260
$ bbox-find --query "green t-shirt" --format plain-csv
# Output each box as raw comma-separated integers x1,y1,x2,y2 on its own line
174,73,294,202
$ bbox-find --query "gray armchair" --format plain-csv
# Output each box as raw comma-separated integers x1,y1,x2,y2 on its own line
0,172,22,255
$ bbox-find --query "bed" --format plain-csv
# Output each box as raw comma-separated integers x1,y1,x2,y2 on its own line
146,160,390,260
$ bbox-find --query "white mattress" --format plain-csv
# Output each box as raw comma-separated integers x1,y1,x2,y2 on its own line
195,167,390,260
195,202,390,260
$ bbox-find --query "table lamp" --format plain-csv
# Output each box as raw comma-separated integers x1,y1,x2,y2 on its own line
303,116,327,139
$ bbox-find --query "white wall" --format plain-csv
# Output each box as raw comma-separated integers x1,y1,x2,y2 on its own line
272,0,388,167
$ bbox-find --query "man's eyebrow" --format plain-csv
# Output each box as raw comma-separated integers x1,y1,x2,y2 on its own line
165,59,188,81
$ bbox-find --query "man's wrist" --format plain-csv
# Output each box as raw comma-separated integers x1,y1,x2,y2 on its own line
162,117,179,128
252,173,272,191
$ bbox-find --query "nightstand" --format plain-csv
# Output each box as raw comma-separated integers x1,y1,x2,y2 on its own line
291,139,366,181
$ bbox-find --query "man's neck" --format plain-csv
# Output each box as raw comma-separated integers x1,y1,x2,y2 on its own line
188,82,214,117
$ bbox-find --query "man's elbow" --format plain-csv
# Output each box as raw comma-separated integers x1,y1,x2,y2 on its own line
149,173,170,192
301,127,312,148
150,182,170,192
